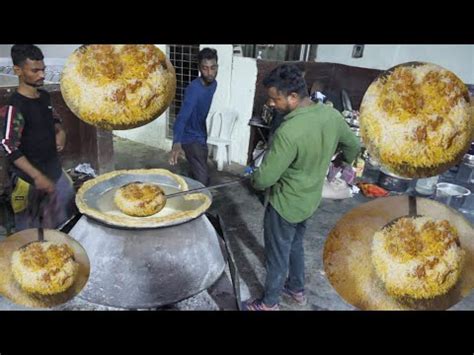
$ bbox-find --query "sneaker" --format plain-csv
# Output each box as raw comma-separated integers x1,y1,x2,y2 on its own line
241,299,279,311
282,286,307,306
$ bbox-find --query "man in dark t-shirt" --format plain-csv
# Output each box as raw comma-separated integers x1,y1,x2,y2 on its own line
0,44,76,231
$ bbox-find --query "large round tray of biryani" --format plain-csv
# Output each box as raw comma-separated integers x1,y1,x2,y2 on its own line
0,228,90,308
359,61,472,179
323,195,474,310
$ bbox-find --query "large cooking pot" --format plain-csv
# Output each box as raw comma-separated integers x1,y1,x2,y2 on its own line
68,174,225,309
69,213,225,309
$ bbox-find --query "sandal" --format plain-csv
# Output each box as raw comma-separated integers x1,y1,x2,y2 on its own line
241,299,279,311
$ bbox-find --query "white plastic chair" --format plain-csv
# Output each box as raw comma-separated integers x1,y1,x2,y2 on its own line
207,109,238,171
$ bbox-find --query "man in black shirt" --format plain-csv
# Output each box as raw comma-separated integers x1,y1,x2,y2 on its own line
0,44,75,231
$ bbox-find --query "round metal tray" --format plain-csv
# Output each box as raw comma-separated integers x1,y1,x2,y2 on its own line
323,195,474,310
76,169,212,229
0,228,90,308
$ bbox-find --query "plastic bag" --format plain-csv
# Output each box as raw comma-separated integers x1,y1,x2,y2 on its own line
322,177,353,199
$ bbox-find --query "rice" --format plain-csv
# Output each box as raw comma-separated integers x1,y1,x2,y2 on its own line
360,63,471,178
114,182,166,217
371,216,464,299
11,242,79,295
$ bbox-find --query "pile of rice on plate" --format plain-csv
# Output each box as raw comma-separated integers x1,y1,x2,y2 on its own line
371,216,465,299
11,242,79,296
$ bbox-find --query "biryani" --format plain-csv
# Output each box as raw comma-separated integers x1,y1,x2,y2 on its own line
11,242,79,295
360,62,471,178
114,182,166,217
61,44,176,130
371,216,464,299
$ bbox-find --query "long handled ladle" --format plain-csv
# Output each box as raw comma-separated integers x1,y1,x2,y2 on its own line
19,193,48,250
164,175,250,200
382,194,421,230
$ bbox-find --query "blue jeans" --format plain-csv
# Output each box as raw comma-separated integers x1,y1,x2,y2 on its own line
262,203,307,306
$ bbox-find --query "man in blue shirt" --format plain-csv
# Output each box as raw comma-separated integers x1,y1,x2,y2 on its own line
168,48,218,186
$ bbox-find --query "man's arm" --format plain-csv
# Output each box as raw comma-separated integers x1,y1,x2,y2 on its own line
52,107,66,152
55,123,66,152
12,157,55,193
169,86,198,165
251,130,297,191
0,105,54,193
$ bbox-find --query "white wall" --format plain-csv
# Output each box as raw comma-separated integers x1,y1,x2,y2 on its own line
316,45,474,83
229,57,257,165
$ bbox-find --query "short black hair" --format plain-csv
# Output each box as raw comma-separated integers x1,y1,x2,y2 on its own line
198,47,218,64
263,64,308,98
11,44,44,66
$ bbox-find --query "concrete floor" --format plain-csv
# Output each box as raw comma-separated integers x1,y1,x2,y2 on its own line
2,135,474,310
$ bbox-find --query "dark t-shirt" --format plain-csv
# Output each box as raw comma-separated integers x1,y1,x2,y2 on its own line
8,90,62,184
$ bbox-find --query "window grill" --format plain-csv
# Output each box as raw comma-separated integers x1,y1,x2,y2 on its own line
167,44,200,139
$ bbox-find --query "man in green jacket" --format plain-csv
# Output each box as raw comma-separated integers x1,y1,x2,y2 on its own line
243,64,360,311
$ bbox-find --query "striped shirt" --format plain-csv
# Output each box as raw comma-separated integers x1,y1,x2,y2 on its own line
0,90,62,184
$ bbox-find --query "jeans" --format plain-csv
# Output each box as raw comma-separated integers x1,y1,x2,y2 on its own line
262,203,307,306
182,142,209,186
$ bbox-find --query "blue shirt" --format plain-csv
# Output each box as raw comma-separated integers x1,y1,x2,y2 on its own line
173,77,217,145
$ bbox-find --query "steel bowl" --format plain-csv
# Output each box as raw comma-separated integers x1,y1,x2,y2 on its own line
435,183,471,209
378,168,411,192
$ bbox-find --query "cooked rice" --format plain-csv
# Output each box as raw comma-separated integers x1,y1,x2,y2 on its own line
371,216,464,299
114,182,166,217
360,63,471,177
11,242,79,295
61,45,176,130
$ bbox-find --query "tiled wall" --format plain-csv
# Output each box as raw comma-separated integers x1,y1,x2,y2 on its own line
0,65,62,83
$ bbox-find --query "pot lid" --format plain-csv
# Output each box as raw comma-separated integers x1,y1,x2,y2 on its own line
76,169,212,229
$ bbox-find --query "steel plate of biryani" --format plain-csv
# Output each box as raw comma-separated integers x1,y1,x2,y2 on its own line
61,44,176,130
359,61,471,178
371,216,464,300
323,195,474,310
11,241,79,295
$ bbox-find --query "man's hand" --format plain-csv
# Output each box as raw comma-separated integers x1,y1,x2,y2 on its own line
244,166,255,176
332,152,345,168
55,128,66,152
34,174,55,194
169,143,185,165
